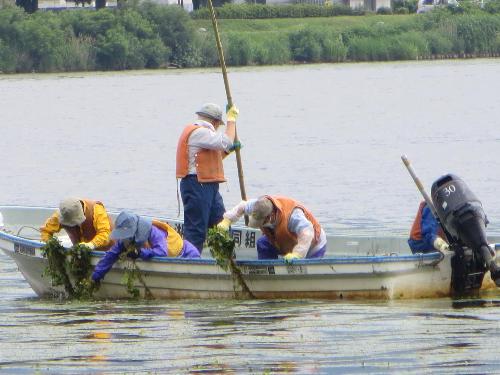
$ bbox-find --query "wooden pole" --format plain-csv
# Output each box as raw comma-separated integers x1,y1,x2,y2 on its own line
207,0,249,225
401,154,453,243
401,155,437,217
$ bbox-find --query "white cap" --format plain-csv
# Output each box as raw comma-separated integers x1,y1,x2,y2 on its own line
0,212,4,228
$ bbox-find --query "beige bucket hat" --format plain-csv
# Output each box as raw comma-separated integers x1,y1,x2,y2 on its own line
59,198,85,226
248,197,273,228
196,103,224,123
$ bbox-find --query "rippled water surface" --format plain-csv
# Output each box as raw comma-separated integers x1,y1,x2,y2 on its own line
1,60,500,373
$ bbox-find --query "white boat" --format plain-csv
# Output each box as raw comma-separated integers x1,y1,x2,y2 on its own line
0,205,498,300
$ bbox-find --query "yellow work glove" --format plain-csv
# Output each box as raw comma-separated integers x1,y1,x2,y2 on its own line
79,242,95,250
433,237,449,252
226,105,239,122
283,253,301,263
217,218,232,232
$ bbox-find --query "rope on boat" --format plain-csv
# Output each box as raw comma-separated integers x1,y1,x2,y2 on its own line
16,225,41,239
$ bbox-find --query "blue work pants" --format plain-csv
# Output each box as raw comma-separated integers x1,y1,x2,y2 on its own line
180,175,225,252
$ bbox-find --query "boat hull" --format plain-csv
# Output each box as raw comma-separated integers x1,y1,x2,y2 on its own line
1,205,498,300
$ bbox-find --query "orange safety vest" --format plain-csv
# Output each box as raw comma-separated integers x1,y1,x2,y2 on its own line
140,220,184,257
176,124,226,183
61,199,114,250
260,195,322,255
409,201,446,241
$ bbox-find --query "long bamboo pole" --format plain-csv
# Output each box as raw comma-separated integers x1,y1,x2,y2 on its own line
401,155,453,243
207,0,248,215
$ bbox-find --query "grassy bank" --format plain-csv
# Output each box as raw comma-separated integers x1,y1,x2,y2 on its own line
196,12,500,65
0,3,499,73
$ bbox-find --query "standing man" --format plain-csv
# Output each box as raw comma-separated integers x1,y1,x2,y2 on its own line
176,103,240,252
218,195,327,261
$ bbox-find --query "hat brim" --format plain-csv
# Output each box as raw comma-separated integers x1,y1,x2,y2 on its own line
248,215,265,229
111,225,137,241
134,217,152,244
59,211,86,227
196,111,225,124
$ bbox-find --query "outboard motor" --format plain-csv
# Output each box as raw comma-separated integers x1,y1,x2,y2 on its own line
431,174,500,294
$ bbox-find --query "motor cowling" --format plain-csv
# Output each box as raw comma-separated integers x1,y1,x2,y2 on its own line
431,174,488,248
431,174,495,294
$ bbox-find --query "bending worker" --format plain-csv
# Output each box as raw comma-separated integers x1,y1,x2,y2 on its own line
176,103,240,252
218,195,327,261
91,211,200,282
40,197,113,250
408,201,449,254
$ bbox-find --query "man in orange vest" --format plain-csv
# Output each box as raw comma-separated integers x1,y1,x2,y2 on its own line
91,211,200,282
218,195,327,261
176,103,240,252
40,197,113,250
408,201,449,254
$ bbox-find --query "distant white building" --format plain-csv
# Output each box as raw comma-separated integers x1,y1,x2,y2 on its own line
151,0,193,11
330,0,391,10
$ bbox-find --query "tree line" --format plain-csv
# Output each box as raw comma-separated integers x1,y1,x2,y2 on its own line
1,2,500,73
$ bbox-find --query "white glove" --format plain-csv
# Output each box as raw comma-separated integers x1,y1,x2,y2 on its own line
433,237,449,252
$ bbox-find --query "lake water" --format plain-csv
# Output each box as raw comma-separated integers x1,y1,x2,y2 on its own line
1,59,500,373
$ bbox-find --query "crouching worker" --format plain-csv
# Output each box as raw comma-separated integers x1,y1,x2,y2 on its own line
408,201,449,254
92,211,200,282
40,197,113,250
218,195,327,261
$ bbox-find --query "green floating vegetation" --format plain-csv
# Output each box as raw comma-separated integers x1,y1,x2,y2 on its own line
119,245,154,300
42,237,97,300
207,227,254,299
43,237,154,300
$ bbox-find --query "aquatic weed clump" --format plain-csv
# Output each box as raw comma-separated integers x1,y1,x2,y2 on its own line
69,243,96,299
207,227,254,299
207,227,235,271
119,246,154,300
42,237,97,300
43,237,74,295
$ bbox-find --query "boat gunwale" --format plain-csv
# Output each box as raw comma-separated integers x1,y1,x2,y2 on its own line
0,227,444,266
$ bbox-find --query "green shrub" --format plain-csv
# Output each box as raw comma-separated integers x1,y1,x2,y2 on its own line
59,35,96,71
388,32,428,59
194,30,219,67
377,7,393,14
14,12,69,72
138,2,199,67
395,7,410,14
424,30,454,54
0,39,17,72
191,3,361,19
252,34,291,65
96,25,143,69
455,14,500,54
392,0,418,13
226,33,253,65
289,28,322,62
321,32,348,62
348,36,390,60
484,0,500,14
